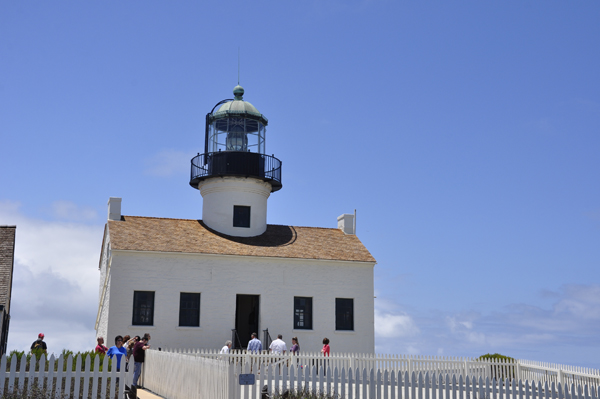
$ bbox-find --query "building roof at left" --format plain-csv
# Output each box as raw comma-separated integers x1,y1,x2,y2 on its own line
0,226,16,312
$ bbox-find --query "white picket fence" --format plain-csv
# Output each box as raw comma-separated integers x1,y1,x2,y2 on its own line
230,361,600,399
143,349,230,399
2,350,599,399
518,359,600,389
0,353,131,398
163,349,600,390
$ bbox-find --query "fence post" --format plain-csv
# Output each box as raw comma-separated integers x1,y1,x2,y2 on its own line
558,369,563,385
464,359,469,379
516,360,521,382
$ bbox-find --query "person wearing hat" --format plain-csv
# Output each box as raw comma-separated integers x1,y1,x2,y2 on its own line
30,333,47,354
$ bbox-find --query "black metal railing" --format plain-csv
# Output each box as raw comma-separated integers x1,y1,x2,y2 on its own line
190,151,282,192
231,329,244,350
262,328,273,351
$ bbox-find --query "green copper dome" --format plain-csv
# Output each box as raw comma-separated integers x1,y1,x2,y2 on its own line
210,85,268,125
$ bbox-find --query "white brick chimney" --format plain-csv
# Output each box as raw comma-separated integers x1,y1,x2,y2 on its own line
337,213,355,235
107,197,122,221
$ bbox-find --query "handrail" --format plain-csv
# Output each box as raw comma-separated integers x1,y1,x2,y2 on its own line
262,328,272,351
190,152,282,192
230,329,243,350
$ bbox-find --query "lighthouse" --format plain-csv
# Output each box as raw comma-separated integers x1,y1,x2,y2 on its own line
97,84,376,354
189,85,282,237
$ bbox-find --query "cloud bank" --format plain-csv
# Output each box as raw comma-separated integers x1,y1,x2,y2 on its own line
375,285,600,367
0,200,103,354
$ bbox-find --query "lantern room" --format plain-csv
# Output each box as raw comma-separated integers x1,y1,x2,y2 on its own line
208,85,266,154
190,85,282,192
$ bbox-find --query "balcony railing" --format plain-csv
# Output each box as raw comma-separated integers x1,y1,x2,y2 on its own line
190,151,282,192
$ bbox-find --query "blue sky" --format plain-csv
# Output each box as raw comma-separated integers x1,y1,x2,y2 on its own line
1,1,599,367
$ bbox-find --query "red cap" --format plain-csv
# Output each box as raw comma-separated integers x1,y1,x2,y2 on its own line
38,333,44,339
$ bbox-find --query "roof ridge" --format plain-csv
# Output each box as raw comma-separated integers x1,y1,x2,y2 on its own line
121,215,340,231
123,215,199,222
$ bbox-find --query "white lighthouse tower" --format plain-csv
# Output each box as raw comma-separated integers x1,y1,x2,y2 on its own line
189,85,282,237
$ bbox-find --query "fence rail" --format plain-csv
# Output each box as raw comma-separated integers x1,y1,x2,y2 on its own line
230,361,600,399
161,348,600,390
143,349,230,399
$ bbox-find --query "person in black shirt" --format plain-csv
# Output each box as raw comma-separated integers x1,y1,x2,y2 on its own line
30,333,47,355
132,333,151,387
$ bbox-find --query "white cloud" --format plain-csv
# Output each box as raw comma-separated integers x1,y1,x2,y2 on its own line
554,284,600,320
446,314,486,346
144,149,189,177
375,310,419,338
0,201,103,355
50,200,98,222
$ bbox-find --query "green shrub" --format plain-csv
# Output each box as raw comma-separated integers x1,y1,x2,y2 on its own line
478,353,515,362
5,350,112,372
271,387,340,399
478,353,516,381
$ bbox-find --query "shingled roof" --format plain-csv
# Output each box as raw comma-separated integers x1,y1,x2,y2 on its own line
107,216,375,263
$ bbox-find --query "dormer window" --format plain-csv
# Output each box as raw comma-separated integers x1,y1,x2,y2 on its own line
233,205,251,228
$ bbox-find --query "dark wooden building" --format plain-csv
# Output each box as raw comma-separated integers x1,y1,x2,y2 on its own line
0,226,16,355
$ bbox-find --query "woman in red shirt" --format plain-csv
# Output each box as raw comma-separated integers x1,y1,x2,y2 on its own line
320,337,330,376
321,337,330,356
95,337,108,355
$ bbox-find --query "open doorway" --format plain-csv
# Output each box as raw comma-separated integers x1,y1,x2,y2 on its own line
235,294,259,349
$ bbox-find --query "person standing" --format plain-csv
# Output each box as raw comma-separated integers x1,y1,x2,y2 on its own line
220,340,232,354
125,336,139,362
321,337,330,356
106,335,127,371
321,337,330,376
247,333,262,353
269,334,287,354
30,333,47,355
290,337,300,355
95,337,109,355
133,333,151,387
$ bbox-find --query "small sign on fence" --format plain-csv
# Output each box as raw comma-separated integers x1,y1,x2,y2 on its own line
239,373,256,385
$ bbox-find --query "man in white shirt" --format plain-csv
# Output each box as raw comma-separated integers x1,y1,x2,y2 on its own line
220,340,232,354
269,334,287,354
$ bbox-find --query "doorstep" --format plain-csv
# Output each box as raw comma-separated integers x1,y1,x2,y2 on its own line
136,388,167,399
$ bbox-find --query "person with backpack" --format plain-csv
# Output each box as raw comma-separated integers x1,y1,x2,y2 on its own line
30,333,47,355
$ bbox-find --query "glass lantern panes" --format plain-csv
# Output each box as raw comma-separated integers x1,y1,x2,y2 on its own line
209,116,266,154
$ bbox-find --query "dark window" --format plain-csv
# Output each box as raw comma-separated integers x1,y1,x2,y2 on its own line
294,297,313,330
233,205,251,228
179,292,200,327
132,291,154,326
335,298,354,331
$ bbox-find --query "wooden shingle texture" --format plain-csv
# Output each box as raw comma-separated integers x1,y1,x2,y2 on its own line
0,226,16,312
108,216,375,263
